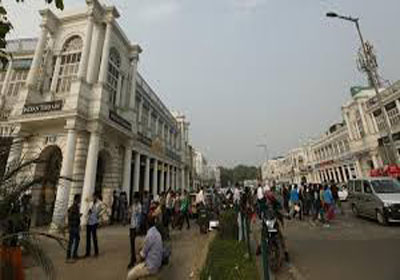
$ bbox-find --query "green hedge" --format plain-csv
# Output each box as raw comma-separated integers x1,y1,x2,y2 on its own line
219,209,238,240
200,236,258,280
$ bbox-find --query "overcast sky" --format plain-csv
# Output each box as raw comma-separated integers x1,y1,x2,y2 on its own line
5,0,400,167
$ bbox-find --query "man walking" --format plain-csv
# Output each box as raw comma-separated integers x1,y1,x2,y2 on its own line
85,193,100,257
289,184,301,220
179,190,190,230
66,194,81,263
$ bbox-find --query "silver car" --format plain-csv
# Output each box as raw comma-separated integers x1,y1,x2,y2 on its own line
348,177,400,225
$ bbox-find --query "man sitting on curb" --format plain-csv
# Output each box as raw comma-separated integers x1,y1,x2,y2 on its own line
127,216,163,280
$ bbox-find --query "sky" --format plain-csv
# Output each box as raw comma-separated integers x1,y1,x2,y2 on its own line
5,0,400,167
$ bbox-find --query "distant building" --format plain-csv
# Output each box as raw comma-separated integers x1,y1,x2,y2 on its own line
263,84,400,184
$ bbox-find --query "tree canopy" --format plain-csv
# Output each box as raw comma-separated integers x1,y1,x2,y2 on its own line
219,165,259,187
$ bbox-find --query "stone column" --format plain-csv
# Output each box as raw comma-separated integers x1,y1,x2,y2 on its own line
26,26,49,87
78,15,94,80
160,163,165,193
133,152,140,192
332,168,338,183
50,54,61,93
138,100,143,133
98,21,112,84
80,131,100,223
358,103,369,134
122,143,132,196
50,129,77,232
355,160,363,178
0,59,13,107
6,134,23,172
87,22,101,84
172,167,176,190
152,159,158,197
128,57,138,109
347,165,353,179
144,156,150,191
181,168,185,191
343,112,355,141
166,164,171,190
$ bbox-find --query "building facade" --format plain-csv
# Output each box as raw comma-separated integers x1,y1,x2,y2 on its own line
264,84,400,184
0,0,192,230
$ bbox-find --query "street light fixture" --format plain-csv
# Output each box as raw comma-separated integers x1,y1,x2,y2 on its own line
326,11,398,165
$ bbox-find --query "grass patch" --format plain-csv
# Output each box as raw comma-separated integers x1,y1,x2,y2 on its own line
200,236,258,280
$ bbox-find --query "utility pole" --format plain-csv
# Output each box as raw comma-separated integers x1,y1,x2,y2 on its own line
326,12,398,165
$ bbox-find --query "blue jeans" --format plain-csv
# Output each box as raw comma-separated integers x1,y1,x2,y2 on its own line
86,224,99,256
67,228,80,259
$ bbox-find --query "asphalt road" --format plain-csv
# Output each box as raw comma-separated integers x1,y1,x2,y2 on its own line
283,203,400,280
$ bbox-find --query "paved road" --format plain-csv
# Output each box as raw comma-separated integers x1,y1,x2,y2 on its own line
281,203,400,280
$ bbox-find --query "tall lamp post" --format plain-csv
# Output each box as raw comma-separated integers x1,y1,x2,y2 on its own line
326,12,398,165
257,144,269,182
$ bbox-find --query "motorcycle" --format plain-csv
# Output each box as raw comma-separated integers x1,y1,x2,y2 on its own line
262,207,285,272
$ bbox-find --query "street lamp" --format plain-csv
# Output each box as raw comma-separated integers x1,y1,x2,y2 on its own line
326,11,398,165
257,144,269,182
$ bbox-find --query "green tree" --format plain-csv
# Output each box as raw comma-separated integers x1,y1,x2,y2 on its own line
219,165,259,187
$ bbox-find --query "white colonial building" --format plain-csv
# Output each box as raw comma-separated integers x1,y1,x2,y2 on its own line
263,84,400,185
0,0,192,230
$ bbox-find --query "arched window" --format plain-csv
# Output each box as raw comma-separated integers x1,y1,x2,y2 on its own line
56,36,82,93
107,48,121,105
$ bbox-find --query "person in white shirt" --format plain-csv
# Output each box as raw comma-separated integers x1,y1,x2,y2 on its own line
128,193,142,269
233,184,241,205
85,193,101,257
196,187,205,207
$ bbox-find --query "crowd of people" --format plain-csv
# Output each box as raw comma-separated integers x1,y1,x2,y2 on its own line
282,183,343,226
65,187,211,280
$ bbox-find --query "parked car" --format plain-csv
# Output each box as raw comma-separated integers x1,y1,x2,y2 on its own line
348,177,400,225
338,186,349,201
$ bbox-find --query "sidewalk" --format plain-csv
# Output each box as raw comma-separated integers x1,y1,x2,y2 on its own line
25,224,214,280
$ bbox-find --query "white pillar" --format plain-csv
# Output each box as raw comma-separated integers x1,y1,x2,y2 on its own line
26,26,48,87
358,103,369,134
181,168,185,191
172,167,176,190
166,164,171,190
372,154,380,169
128,57,138,110
332,168,338,183
98,21,112,84
144,156,150,191
343,112,355,141
87,22,101,84
50,129,77,231
138,100,143,133
77,15,94,80
160,163,165,193
50,54,61,93
0,59,13,106
6,135,23,172
152,159,158,197
122,144,132,196
80,131,100,223
133,152,140,192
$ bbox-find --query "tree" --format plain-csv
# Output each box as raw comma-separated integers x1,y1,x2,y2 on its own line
0,0,64,66
0,134,66,279
219,165,259,187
